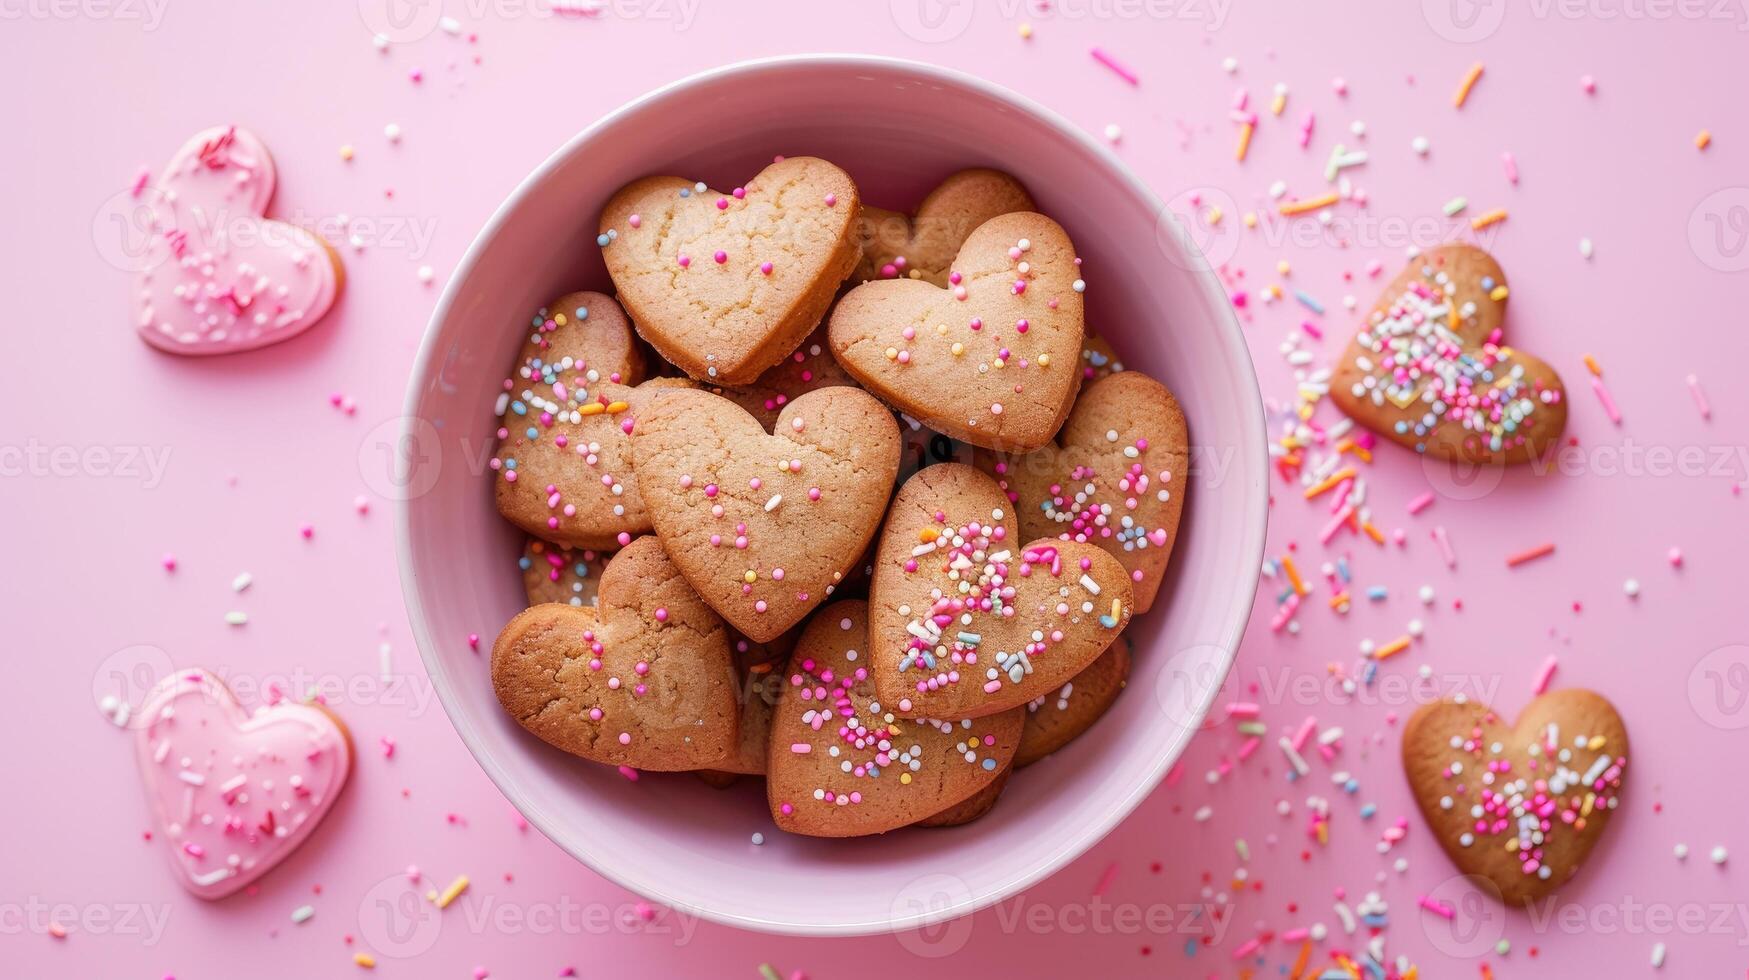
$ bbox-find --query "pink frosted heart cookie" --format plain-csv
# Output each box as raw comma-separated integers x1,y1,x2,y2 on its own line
133,669,352,899
132,126,343,355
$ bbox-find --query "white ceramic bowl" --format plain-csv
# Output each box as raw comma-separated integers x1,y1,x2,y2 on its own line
399,54,1266,936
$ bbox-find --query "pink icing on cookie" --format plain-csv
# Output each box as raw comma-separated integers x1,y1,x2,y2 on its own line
133,669,352,899
133,125,341,355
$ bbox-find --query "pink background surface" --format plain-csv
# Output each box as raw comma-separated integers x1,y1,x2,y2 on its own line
5,1,1748,977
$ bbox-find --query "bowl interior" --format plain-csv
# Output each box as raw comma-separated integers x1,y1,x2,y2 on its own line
401,56,1265,935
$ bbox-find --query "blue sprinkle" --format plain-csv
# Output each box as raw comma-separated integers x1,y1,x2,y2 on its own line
525,427,538,440
1099,615,1118,628
1344,778,1360,794
1293,288,1325,314
595,233,611,247
573,563,590,578
678,188,691,197
1184,939,1198,957
1366,586,1388,601
504,459,517,470
1360,803,1377,819
511,401,528,416
957,632,982,645
981,758,996,771
517,557,532,571
575,306,589,321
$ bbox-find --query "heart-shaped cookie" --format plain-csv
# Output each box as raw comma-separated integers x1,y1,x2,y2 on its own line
916,769,1011,827
493,373,690,551
1017,640,1132,767
710,324,861,429
1403,689,1628,906
975,370,1189,614
491,536,738,771
829,211,1087,452
598,156,861,385
134,668,352,899
630,385,901,642
766,600,1023,837
853,168,1036,287
869,463,1133,719
133,126,343,355
701,630,794,780
1078,331,1126,384
518,536,607,608
1330,244,1567,464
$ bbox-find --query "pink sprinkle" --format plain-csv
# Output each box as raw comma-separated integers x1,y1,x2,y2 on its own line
1089,46,1139,86
823,193,837,207
1501,151,1519,185
1580,74,1597,94
161,553,177,572
299,523,314,539
1687,374,1711,419
1531,655,1558,695
677,254,690,268
713,250,727,264
1668,547,1684,567
760,262,773,275
654,607,668,623
1406,491,1435,515
617,766,639,782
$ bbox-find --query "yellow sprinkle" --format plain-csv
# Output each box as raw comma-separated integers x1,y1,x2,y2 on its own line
1271,90,1287,117
884,347,899,360
1235,121,1254,162
435,874,469,909
553,314,567,326
1109,598,1122,622
900,772,912,784
1276,260,1291,276
604,400,629,413
1279,192,1339,216
935,323,948,335
1373,635,1412,660
744,570,757,584
1470,208,1508,230
1488,285,1509,302
919,527,940,544
339,144,356,161
1018,22,1032,38
1696,129,1712,150
1581,792,1596,817
578,403,605,416
1588,734,1607,750
1453,62,1484,108
1206,206,1224,226
1583,354,1602,377
354,953,377,969
1037,353,1051,367
1243,211,1258,228
951,342,965,356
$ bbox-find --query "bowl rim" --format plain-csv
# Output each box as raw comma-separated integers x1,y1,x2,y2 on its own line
398,52,1266,937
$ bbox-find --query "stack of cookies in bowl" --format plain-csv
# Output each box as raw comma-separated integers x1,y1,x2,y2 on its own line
486,158,1189,838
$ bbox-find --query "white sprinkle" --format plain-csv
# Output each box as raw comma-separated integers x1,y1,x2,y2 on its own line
1674,843,1689,860
1079,574,1101,595
439,15,461,33
1651,942,1666,968
1579,237,1594,259
384,123,402,143
1103,123,1122,143
224,611,248,626
1624,578,1640,597
750,832,765,845
231,572,253,593
1411,135,1430,155
416,265,435,284
291,904,316,924
1711,845,1729,865
763,494,782,512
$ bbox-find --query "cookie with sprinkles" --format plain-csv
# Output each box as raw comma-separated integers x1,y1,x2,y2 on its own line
518,536,606,608
1078,331,1126,384
916,768,1010,827
975,370,1189,614
1016,640,1131,767
766,600,1023,837
1330,244,1567,464
828,211,1087,452
852,168,1036,287
133,668,352,898
598,156,861,385
491,536,739,771
1402,689,1628,906
868,463,1133,719
710,324,861,429
493,375,690,550
630,385,901,643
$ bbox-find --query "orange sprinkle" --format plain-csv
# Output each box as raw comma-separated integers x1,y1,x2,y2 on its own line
1303,467,1356,499
1471,208,1508,230
1281,555,1308,595
604,400,630,414
1236,121,1255,162
918,527,940,544
1290,940,1312,979
1362,521,1385,545
1506,541,1556,567
1453,62,1484,108
578,403,606,416
1696,129,1712,150
1279,192,1339,216
1373,635,1412,660
1583,354,1602,377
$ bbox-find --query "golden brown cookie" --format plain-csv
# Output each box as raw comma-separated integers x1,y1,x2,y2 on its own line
975,371,1189,614
493,377,689,550
1016,641,1131,767
711,324,861,429
868,463,1133,719
518,536,607,608
704,631,793,778
490,536,738,771
1329,244,1567,464
853,169,1036,287
630,386,901,643
766,601,1023,837
828,212,1086,452
1402,689,1628,906
1078,331,1126,384
916,769,1010,827
598,157,861,385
